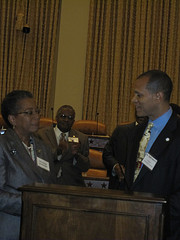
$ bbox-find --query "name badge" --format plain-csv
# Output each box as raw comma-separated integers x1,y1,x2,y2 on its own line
37,157,50,171
142,153,157,170
68,136,79,143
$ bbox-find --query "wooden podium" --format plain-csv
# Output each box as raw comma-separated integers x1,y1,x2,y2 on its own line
19,183,166,240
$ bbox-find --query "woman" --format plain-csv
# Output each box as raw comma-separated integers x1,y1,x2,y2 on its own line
0,90,55,240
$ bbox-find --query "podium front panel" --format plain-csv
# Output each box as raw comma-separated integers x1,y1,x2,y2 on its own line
20,183,166,240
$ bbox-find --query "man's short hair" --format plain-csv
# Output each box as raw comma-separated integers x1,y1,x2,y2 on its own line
137,70,173,102
56,105,75,118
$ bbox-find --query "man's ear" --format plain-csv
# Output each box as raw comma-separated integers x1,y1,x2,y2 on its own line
8,115,16,127
154,92,163,102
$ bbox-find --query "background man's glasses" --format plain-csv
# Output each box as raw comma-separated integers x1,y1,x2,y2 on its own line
59,114,74,120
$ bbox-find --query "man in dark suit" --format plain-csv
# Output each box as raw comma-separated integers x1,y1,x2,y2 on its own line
123,70,180,240
37,105,90,186
103,116,148,190
104,70,180,239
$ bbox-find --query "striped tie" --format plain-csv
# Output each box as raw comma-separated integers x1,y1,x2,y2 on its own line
60,132,66,141
134,122,153,181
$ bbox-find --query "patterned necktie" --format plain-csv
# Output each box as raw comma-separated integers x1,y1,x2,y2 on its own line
134,122,153,181
60,132,66,141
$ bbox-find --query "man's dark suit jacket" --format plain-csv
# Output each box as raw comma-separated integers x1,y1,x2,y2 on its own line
37,126,90,187
0,128,55,240
124,113,180,240
103,122,137,189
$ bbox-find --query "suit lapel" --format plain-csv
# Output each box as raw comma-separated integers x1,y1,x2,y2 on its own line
133,114,177,186
125,123,147,188
69,129,78,138
127,123,147,168
45,127,58,148
7,129,49,180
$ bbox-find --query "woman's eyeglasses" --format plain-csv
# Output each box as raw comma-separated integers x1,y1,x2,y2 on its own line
17,109,41,116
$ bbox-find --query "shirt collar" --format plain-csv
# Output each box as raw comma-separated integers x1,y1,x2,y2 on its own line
149,106,172,131
54,125,69,143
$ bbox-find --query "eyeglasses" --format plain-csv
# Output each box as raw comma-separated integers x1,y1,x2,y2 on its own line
59,114,74,120
17,109,41,116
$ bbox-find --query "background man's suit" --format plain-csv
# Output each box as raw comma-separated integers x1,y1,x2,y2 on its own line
103,122,137,189
0,128,55,240
37,126,90,186
125,113,180,239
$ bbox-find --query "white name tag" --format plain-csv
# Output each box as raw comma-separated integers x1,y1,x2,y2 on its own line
37,157,50,171
68,136,79,143
142,153,157,171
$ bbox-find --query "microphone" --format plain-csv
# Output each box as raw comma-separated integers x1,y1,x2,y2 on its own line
96,112,99,135
51,107,55,127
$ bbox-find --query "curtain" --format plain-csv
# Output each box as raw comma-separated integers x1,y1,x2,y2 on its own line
83,0,180,135
0,0,61,117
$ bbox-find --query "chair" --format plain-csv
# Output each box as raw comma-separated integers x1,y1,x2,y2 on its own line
39,117,56,129
72,121,108,183
83,149,107,178
72,120,107,135
88,149,106,169
83,149,109,188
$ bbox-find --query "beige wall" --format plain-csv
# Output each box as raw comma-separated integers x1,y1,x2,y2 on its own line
54,0,90,120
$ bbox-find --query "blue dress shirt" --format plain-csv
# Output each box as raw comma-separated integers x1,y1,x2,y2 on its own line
145,107,172,153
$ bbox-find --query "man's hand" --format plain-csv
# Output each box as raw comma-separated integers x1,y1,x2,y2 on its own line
114,164,125,182
69,142,80,155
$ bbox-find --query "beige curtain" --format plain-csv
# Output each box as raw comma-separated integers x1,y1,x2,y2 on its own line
83,0,180,135
0,0,61,117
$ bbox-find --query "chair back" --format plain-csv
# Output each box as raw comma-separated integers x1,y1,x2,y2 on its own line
39,117,56,129
89,149,105,169
72,120,106,135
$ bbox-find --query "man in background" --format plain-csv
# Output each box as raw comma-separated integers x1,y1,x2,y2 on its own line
37,105,90,186
103,114,148,190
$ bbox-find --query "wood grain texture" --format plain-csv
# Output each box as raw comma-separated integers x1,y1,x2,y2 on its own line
20,183,166,240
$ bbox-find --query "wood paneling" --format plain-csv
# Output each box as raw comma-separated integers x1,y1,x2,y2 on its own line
20,183,166,240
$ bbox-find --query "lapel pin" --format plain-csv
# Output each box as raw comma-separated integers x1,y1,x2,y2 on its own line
10,149,16,155
165,138,170,142
37,149,41,154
